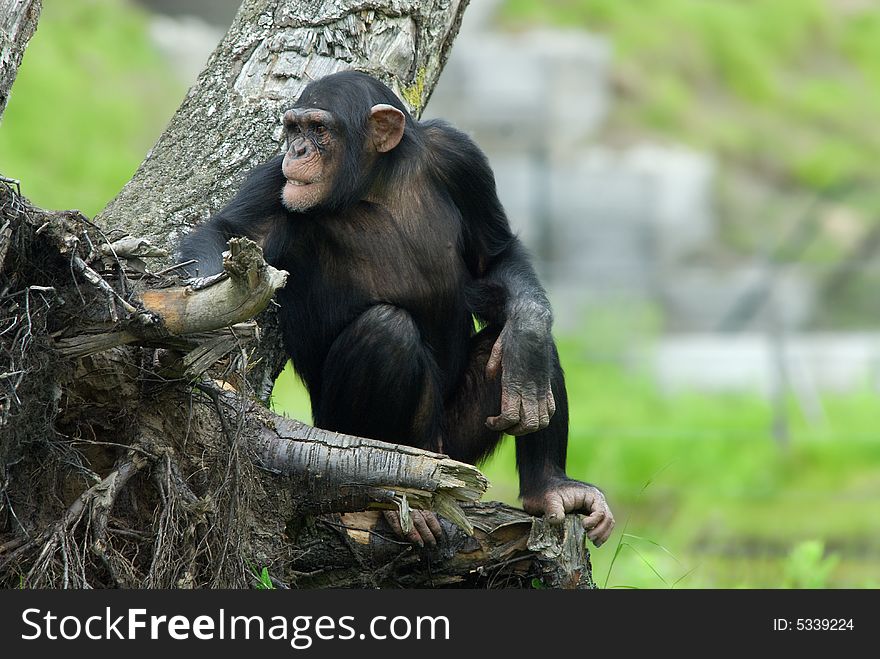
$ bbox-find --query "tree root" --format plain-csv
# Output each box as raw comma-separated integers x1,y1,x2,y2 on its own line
1,451,149,587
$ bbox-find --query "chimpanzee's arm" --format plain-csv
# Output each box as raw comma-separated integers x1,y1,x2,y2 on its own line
178,156,286,276
427,122,556,435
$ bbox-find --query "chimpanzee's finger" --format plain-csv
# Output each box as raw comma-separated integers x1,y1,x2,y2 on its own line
424,511,444,542
383,510,404,538
546,388,556,418
412,512,437,547
404,528,425,547
537,395,550,432
501,396,549,436
517,395,542,434
543,493,567,525
486,391,521,431
485,337,504,378
486,412,519,432
581,509,605,531
384,510,422,546
587,514,615,547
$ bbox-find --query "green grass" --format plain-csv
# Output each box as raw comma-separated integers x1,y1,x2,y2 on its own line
273,332,880,588
0,0,184,217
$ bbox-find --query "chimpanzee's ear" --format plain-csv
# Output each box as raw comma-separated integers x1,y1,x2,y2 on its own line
369,104,405,153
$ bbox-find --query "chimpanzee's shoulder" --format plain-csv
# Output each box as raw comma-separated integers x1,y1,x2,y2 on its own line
419,119,490,176
420,118,474,146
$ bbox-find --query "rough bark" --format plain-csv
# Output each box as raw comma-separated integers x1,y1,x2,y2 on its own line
258,417,488,534
287,505,594,588
0,0,597,589
0,0,41,120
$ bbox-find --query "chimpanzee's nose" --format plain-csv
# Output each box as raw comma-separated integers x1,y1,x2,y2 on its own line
294,140,307,157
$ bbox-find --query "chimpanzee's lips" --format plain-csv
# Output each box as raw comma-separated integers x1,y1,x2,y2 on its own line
285,179,318,187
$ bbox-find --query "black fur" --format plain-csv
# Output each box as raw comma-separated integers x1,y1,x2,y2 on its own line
179,71,570,498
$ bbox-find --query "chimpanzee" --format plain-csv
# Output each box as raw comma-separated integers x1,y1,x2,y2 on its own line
179,70,614,548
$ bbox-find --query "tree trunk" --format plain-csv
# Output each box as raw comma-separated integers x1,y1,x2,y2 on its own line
0,0,40,119
0,0,596,589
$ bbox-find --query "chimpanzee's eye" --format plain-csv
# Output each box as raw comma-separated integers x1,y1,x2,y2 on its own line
314,124,328,137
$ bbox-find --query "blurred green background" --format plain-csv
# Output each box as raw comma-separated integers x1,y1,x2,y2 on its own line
2,0,878,588
0,0,183,215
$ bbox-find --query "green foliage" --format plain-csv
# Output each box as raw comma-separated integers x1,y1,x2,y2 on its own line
250,564,276,590
782,540,839,589
0,0,184,216
501,0,880,194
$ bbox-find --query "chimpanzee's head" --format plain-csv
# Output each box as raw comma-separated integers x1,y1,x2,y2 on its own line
280,71,411,213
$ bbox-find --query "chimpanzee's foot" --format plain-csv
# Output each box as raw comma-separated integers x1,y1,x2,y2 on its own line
382,509,444,548
522,478,615,547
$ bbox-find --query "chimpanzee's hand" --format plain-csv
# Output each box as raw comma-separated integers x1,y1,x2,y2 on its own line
485,312,555,435
382,509,444,548
522,479,615,547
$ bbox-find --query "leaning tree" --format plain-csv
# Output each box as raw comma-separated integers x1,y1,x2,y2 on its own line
0,0,594,588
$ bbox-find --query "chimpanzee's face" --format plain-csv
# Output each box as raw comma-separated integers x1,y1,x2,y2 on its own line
279,88,405,214
280,108,340,212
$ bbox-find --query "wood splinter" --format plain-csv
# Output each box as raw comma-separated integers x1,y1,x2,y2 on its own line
54,237,288,358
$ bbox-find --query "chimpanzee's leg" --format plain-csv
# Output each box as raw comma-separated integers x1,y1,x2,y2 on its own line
514,346,614,546
443,330,568,486
512,343,568,494
314,304,443,450
445,332,615,547
442,327,504,463
313,304,445,546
